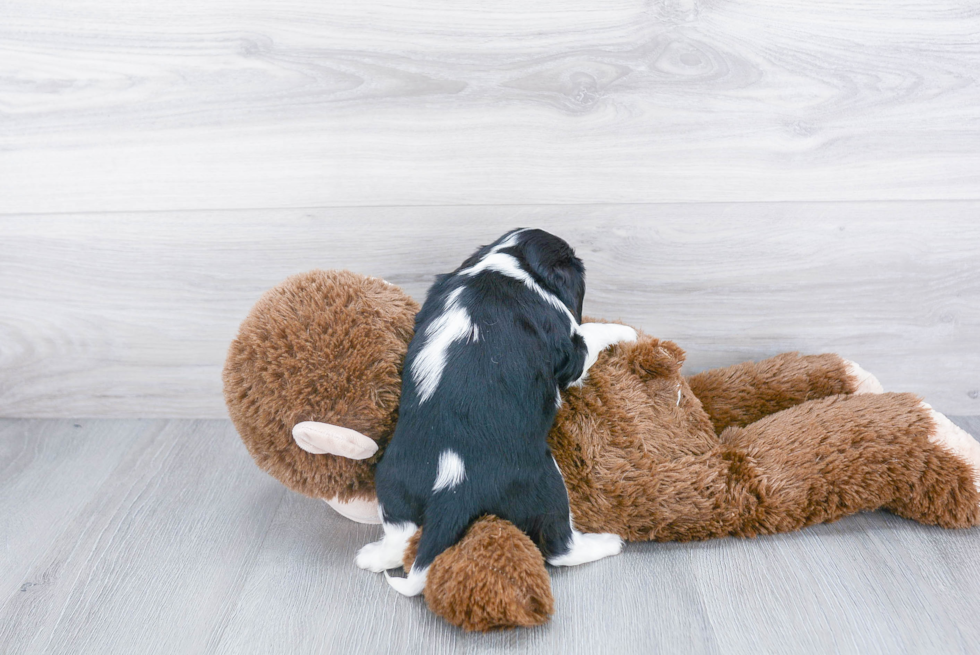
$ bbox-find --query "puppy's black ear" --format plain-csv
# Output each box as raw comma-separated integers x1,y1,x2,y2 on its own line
520,230,586,322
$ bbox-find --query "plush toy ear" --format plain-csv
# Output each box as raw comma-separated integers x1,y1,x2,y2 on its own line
292,421,379,459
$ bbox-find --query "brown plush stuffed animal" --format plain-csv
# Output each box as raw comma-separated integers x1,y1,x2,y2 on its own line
223,269,980,632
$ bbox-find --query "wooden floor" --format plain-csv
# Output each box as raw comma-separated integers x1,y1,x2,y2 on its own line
2,417,979,654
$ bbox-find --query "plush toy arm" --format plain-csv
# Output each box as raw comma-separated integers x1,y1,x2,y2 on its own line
685,352,871,434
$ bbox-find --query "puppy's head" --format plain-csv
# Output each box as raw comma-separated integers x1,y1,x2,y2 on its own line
491,228,586,322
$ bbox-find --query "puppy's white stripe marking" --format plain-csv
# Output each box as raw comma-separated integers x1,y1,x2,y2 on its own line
460,253,578,334
555,387,563,409
385,565,429,597
411,287,475,403
547,522,623,567
677,386,682,406
355,521,419,572
432,449,466,492
488,229,528,254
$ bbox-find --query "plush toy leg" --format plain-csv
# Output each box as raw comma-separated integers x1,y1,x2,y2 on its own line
644,392,979,541
402,516,555,632
722,392,980,533
685,353,874,434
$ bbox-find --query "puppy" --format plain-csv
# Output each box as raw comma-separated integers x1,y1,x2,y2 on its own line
356,228,637,596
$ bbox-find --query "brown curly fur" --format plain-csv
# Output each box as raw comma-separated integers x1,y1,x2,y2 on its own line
224,271,980,631
551,331,980,540
223,270,418,501
403,517,554,631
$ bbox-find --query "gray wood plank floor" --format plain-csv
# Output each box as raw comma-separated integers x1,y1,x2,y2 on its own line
2,418,979,654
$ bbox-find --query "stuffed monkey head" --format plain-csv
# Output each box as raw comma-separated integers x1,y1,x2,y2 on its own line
224,269,557,630
223,270,418,521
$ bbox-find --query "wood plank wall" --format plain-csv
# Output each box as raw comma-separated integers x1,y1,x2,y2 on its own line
1,1,978,417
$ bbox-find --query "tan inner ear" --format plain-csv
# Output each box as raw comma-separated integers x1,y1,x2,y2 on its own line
292,421,379,460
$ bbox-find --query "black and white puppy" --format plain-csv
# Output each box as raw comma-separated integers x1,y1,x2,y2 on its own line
356,228,637,596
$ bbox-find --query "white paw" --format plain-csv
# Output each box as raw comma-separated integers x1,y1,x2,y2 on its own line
922,402,980,494
355,540,394,572
384,566,428,597
547,531,624,567
843,360,884,394
603,324,638,346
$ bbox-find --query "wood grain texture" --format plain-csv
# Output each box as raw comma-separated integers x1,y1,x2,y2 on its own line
1,418,978,654
2,203,978,418
2,0,980,213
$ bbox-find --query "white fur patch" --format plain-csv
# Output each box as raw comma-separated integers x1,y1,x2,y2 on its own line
922,402,980,494
489,229,528,254
547,525,623,567
432,449,466,492
385,565,429,596
411,287,477,403
844,360,884,394
355,520,419,572
461,253,578,333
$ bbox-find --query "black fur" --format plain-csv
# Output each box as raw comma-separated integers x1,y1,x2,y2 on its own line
374,228,590,572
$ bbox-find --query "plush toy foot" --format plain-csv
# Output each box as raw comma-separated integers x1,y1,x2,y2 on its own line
843,360,884,394
922,403,980,494
292,421,379,459
404,516,555,631
547,530,623,567
355,522,418,572
324,496,381,524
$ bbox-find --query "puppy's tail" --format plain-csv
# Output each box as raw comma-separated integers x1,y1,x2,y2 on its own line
385,500,474,597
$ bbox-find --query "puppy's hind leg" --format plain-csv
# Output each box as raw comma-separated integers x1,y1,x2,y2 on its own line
537,464,623,567
543,516,623,567
387,498,475,597
355,509,419,573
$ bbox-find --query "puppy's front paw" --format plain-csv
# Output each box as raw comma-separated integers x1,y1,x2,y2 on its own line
609,325,638,345
580,322,637,350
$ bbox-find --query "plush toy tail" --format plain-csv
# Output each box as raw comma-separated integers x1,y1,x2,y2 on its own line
403,516,555,631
